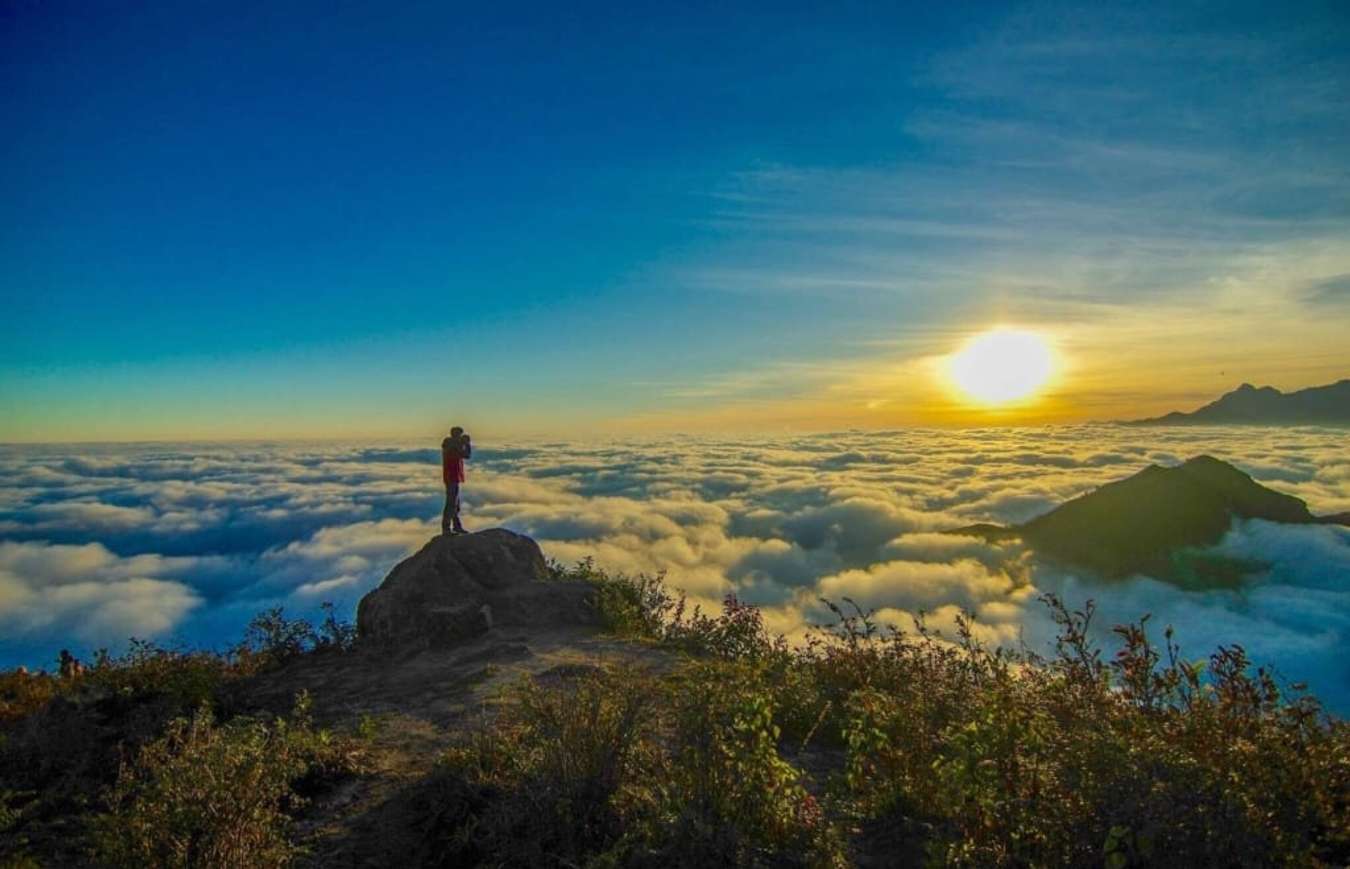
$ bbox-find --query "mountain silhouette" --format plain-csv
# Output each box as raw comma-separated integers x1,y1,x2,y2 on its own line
953,455,1345,583
1127,379,1350,426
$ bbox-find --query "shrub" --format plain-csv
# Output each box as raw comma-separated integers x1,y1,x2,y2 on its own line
547,557,675,641
93,692,362,869
0,787,40,868
315,601,359,652
0,639,240,861
428,667,657,866
665,593,779,661
834,594,1350,867
230,603,358,671
1,605,364,866
659,660,845,867
426,663,846,868
539,568,1350,867
233,608,320,669
87,639,231,711
6,563,1347,867
0,671,64,726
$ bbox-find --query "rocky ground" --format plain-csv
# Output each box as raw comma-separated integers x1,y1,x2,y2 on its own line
240,528,681,866
246,623,679,866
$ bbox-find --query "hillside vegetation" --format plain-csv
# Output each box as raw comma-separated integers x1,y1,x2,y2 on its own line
2,562,1347,868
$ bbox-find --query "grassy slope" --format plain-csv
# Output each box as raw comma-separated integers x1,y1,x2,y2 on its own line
1,560,1347,868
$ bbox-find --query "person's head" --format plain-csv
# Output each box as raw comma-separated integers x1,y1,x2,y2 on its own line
450,426,463,438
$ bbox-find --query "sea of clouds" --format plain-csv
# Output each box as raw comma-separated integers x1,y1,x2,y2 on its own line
1,426,1347,711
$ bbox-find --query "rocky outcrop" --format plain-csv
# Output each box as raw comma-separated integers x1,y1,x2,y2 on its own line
356,529,601,650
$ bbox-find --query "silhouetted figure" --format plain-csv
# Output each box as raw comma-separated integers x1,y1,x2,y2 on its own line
58,649,84,678
441,426,471,534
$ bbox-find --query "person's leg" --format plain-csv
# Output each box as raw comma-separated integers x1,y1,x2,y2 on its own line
442,483,454,534
450,481,465,532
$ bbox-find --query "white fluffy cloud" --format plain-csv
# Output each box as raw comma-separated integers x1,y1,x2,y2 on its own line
0,426,1347,709
0,541,203,654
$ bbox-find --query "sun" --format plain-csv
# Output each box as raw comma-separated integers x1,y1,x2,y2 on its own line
948,328,1055,404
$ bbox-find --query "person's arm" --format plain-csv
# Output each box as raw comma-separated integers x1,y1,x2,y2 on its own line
461,435,471,460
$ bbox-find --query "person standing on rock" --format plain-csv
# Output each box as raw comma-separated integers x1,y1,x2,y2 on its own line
441,426,471,534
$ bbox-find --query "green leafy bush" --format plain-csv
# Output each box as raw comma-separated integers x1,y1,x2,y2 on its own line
660,659,844,867
833,595,1350,867
232,602,359,671
233,607,320,669
548,557,676,640
429,668,657,866
427,664,846,868
0,640,244,868
93,692,362,869
316,601,359,652
666,594,782,662
88,639,232,710
0,670,64,726
0,605,361,865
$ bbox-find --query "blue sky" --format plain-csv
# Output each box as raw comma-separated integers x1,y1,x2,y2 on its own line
3,0,1348,440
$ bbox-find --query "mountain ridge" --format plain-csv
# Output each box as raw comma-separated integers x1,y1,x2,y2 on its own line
952,455,1347,583
1125,378,1350,426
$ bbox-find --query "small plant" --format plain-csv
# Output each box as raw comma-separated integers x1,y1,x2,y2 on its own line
547,557,676,640
3,565,1347,867
0,640,238,843
830,594,1350,867
316,602,358,653
666,593,779,661
230,602,358,669
356,712,380,741
234,607,319,667
0,788,39,867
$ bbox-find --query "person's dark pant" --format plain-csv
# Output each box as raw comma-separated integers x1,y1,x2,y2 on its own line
442,481,463,533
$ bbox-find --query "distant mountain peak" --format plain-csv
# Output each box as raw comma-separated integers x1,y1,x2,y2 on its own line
1127,378,1350,426
951,455,1344,585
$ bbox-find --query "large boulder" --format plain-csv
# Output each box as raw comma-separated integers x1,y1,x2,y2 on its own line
356,528,601,650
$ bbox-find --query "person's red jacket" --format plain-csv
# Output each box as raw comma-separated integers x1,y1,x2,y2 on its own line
442,437,469,484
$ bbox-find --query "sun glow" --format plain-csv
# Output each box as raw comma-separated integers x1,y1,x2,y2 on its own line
948,328,1055,404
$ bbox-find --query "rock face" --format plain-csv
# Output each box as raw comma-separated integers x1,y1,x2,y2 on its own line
357,529,601,650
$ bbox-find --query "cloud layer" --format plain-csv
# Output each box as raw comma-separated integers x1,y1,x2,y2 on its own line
1,426,1346,710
